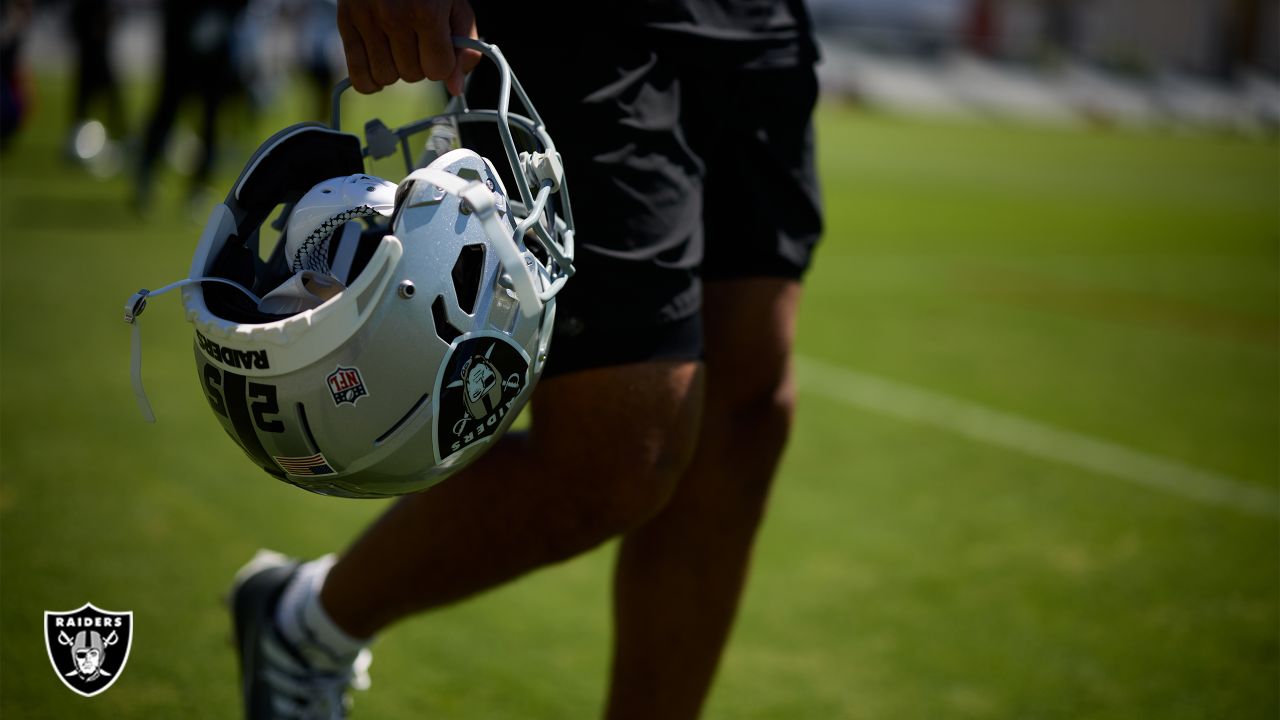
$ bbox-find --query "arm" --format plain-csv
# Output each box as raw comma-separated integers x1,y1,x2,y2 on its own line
336,0,481,96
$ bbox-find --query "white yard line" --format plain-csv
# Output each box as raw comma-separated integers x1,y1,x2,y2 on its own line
796,355,1279,518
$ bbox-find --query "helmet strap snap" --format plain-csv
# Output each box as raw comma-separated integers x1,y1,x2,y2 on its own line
123,278,262,423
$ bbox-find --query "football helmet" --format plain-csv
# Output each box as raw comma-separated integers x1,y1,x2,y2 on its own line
125,39,574,498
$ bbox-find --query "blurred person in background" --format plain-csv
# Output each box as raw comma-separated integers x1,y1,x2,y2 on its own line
134,0,248,214
66,0,125,167
1218,0,1265,80
965,0,997,56
295,0,344,120
0,0,31,150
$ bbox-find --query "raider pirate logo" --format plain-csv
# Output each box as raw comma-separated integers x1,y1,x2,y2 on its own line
434,333,529,462
44,603,133,697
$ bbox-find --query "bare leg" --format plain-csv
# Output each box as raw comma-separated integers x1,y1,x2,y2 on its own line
321,360,704,639
605,278,802,720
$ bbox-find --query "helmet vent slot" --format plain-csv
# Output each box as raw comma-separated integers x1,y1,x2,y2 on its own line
296,402,323,455
375,393,431,445
451,244,486,315
431,295,462,344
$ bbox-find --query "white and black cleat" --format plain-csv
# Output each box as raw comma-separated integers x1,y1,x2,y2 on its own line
229,550,371,720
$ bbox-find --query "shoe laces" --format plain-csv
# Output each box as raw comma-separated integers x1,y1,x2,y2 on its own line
261,630,372,720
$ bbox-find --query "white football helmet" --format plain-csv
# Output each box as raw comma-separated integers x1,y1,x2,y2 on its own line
125,39,574,498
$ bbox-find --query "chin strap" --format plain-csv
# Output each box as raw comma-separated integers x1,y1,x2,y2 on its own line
124,278,262,423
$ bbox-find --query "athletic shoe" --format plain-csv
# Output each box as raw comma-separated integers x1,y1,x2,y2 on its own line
229,550,371,719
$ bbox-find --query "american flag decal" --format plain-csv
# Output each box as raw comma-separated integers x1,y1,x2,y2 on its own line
273,453,336,476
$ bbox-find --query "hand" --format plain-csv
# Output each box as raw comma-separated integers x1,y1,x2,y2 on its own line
336,0,481,96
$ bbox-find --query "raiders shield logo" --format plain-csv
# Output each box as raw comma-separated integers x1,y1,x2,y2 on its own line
44,603,133,697
433,332,530,463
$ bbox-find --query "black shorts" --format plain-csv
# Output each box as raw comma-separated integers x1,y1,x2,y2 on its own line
465,39,823,377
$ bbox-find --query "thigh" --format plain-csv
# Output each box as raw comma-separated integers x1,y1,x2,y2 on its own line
528,359,704,483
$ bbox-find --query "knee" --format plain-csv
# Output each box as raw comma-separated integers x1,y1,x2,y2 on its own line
529,363,704,561
715,368,797,457
603,423,698,525
699,366,797,509
537,416,699,563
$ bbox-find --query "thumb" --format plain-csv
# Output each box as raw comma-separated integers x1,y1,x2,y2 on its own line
447,1,481,96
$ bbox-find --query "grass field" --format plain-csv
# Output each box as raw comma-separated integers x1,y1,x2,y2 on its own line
2,74,1277,719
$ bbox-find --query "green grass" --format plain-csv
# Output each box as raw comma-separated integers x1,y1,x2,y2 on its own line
2,75,1277,718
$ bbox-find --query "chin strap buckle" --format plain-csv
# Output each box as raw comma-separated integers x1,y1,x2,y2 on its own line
121,278,264,424
125,289,157,423
124,289,150,324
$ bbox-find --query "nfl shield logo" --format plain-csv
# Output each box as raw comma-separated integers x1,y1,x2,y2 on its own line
44,603,133,697
327,366,368,406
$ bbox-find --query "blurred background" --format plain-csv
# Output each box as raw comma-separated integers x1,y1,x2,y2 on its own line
814,0,1279,130
1,1,1277,718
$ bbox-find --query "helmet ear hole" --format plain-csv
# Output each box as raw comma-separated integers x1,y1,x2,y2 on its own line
431,295,463,344
524,233,549,268
259,204,290,263
451,244,486,315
